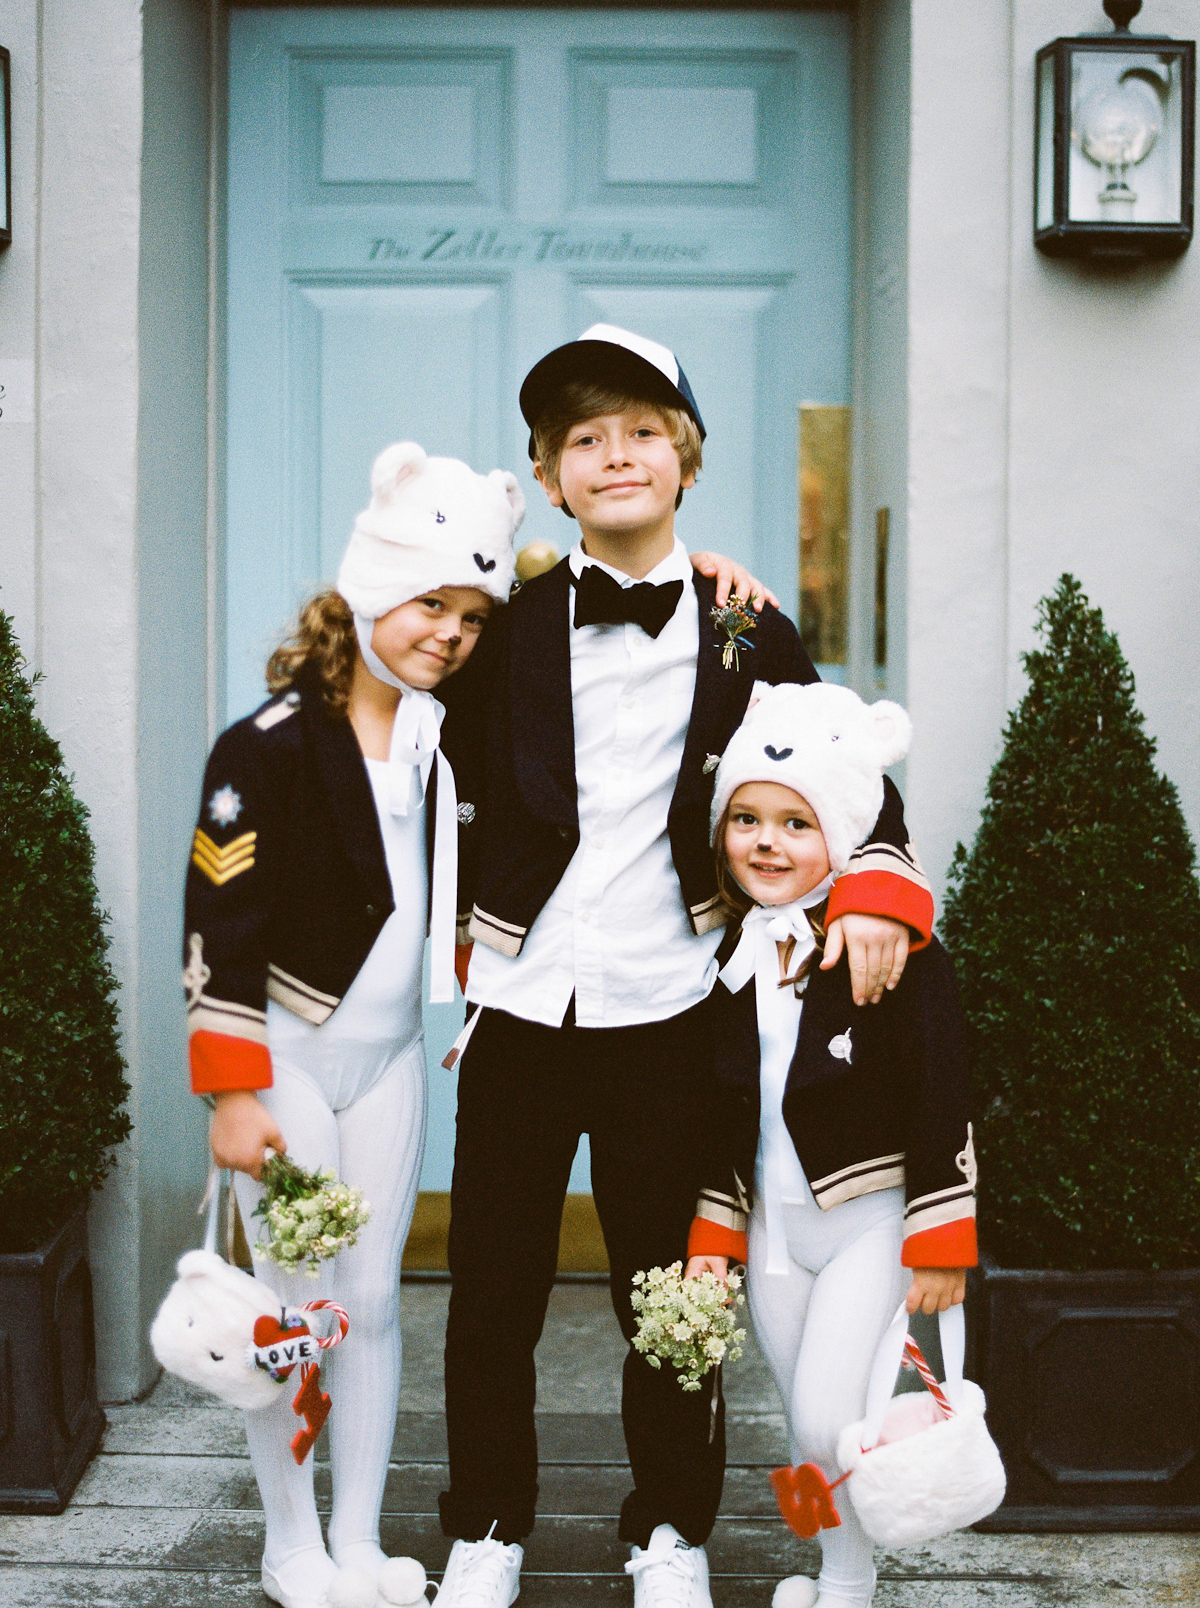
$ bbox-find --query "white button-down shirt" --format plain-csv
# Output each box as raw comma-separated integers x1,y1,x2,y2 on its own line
467,538,722,1028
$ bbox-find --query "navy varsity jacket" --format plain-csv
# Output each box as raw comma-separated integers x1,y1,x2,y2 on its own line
691,928,978,1270
181,667,458,1094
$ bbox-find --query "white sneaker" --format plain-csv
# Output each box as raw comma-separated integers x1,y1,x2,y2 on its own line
625,1524,713,1608
436,1525,523,1608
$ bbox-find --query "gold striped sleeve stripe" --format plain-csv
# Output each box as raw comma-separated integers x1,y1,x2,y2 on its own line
192,828,257,887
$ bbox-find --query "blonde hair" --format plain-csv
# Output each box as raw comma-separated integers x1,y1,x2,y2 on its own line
712,798,828,967
532,380,703,513
265,588,358,716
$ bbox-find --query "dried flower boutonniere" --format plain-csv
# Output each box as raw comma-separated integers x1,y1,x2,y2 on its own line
710,594,757,671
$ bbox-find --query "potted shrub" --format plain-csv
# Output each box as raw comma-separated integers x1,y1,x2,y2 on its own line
942,576,1200,1529
0,610,131,1513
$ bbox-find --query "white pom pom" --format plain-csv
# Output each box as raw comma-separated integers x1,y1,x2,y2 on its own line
772,1577,819,1608
377,1556,428,1605
328,1567,379,1608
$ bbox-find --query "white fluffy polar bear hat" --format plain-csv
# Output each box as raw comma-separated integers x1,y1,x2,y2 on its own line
337,440,525,618
710,681,913,875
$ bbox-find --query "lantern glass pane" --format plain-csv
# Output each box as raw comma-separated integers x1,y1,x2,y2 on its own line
1036,52,1056,230
1068,47,1183,224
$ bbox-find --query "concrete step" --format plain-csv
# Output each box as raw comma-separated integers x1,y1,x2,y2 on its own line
5,1501,1197,1586
68,1455,785,1519
100,1405,791,1467
8,1566,1190,1608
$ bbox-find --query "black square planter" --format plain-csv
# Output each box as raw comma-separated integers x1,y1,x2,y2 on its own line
0,1204,106,1513
967,1255,1200,1530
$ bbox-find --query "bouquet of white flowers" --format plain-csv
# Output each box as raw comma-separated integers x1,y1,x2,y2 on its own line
252,1152,371,1278
630,1262,746,1392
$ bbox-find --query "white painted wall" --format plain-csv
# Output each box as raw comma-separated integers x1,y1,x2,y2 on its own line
131,0,214,1397
901,0,1200,908
0,0,212,1399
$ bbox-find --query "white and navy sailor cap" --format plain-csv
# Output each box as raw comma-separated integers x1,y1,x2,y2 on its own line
519,323,706,458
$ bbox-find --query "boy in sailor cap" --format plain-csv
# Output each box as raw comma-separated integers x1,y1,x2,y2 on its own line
436,327,935,1608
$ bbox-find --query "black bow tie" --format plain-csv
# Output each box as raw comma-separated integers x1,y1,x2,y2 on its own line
572,564,685,640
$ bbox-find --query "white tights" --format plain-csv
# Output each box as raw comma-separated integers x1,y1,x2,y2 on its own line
748,1197,909,1608
232,1036,426,1595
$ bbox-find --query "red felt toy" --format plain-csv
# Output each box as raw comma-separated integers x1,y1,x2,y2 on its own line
770,1461,848,1539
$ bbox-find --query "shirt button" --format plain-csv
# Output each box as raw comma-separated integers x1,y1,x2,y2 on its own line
580,911,592,924
594,837,606,850
621,696,635,709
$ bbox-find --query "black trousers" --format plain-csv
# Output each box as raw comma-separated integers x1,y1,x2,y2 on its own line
439,998,725,1550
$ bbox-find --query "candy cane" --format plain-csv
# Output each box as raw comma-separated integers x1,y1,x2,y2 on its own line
300,1300,350,1350
902,1336,954,1419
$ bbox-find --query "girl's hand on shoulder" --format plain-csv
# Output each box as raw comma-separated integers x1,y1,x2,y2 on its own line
906,1267,966,1315
210,1090,286,1181
689,552,779,614
685,1254,730,1283
823,912,910,1005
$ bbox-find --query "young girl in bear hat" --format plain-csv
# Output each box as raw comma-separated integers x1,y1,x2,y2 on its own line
183,441,523,1608
684,682,978,1608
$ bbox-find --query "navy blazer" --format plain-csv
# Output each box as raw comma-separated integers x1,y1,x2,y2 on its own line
444,560,822,955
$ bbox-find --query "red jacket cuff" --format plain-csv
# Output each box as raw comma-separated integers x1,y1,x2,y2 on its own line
190,1030,273,1095
902,1216,978,1268
827,869,934,950
688,1216,748,1264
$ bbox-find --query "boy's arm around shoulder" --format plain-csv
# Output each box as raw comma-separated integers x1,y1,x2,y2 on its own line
750,600,819,689
827,776,934,949
892,938,978,1269
184,712,282,1096
754,607,933,947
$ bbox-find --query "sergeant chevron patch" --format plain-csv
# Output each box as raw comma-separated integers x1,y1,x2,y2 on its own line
192,828,256,886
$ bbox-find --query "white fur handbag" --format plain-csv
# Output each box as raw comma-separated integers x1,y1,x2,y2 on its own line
150,1171,348,1414
835,1303,1006,1546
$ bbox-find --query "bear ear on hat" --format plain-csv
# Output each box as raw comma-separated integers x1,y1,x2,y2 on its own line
868,700,913,769
745,679,775,715
488,468,527,533
371,441,427,501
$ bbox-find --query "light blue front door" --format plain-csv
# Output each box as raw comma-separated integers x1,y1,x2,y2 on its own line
227,6,853,1189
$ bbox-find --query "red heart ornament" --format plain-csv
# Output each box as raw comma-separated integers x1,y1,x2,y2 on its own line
770,1462,844,1539
252,1312,311,1382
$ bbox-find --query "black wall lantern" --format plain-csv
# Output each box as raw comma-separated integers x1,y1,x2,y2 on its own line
0,48,10,248
1035,1,1194,260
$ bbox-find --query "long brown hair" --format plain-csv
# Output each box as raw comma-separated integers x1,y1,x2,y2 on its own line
265,588,358,716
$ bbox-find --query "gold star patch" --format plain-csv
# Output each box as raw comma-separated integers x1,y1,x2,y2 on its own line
192,828,256,886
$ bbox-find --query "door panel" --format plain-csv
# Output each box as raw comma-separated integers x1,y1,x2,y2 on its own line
228,6,852,1193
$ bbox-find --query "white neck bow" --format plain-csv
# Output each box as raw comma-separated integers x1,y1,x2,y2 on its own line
719,876,834,995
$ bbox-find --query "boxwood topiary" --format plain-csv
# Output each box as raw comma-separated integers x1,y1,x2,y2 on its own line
0,609,131,1253
941,575,1200,1271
